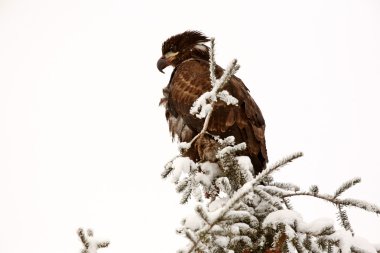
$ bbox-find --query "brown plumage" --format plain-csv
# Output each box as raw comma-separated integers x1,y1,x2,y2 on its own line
158,31,268,174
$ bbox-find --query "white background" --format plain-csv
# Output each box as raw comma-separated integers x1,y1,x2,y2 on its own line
1,0,379,252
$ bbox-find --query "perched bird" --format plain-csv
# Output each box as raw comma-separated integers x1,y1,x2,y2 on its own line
158,30,268,174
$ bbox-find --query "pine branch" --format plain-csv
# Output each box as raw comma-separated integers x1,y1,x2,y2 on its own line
333,177,361,199
283,198,293,210
281,190,380,215
337,204,354,235
253,187,283,210
215,177,232,197
185,229,199,244
195,205,211,224
180,185,193,204
77,228,109,253
162,155,181,178
176,178,190,193
78,228,90,248
254,152,303,185
339,198,380,214
270,182,300,192
176,155,379,253
181,153,303,253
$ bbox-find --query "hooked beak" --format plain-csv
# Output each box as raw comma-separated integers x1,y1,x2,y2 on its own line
157,56,169,73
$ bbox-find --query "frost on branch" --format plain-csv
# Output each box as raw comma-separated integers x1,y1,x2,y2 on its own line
77,228,109,253
165,153,380,253
161,38,380,253
190,37,239,121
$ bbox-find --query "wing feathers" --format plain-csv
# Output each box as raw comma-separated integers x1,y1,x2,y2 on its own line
165,59,268,173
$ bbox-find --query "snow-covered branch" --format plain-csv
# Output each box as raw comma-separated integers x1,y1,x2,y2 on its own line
178,152,303,253
281,189,380,215
77,228,110,253
173,152,380,253
184,38,240,149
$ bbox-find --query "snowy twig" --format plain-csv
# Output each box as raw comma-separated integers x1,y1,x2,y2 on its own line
77,228,109,253
209,38,217,86
254,152,303,184
337,204,354,236
162,155,181,178
281,189,380,215
184,38,240,149
333,177,361,199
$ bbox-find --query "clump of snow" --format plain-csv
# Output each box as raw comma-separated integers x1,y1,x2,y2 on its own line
194,162,221,186
183,212,205,231
171,157,196,183
196,104,213,119
217,136,235,146
351,236,378,253
217,90,238,105
230,223,246,235
237,156,254,181
299,217,334,235
179,142,191,150
214,236,230,248
326,230,377,253
263,211,378,253
208,197,229,212
88,243,98,253
263,210,303,239
190,57,240,120
264,211,333,242
190,91,215,119
236,156,253,172
217,142,246,158
264,210,333,237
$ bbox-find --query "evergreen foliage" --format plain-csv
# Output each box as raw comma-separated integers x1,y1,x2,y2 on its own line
77,228,110,253
161,39,380,253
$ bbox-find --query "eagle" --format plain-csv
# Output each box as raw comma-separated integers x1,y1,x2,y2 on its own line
158,31,268,174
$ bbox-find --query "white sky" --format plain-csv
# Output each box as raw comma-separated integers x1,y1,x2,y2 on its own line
0,0,380,252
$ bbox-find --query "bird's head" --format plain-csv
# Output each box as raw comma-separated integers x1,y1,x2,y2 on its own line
157,30,210,73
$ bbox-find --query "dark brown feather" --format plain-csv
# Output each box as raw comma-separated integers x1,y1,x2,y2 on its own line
162,30,209,55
